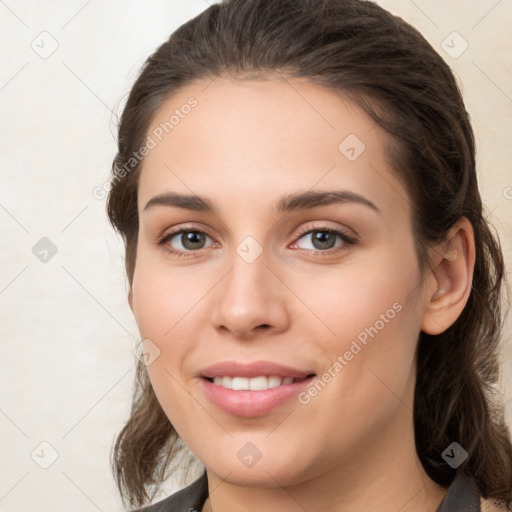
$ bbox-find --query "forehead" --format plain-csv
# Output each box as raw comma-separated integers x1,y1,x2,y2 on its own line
138,76,408,220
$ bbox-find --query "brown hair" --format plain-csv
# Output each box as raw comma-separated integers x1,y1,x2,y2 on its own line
107,0,512,508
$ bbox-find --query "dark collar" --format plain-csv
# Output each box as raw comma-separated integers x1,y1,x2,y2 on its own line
138,471,208,512
140,469,480,512
436,471,481,512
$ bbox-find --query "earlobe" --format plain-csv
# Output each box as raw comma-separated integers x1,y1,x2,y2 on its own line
421,217,476,335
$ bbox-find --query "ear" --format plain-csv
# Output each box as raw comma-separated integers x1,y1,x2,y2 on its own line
421,217,476,335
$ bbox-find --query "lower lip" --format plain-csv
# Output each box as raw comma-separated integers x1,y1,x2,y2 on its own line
200,377,315,417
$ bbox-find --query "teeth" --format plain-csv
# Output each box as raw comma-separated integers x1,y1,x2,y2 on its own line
268,376,282,388
249,376,268,391
232,377,249,390
211,376,298,390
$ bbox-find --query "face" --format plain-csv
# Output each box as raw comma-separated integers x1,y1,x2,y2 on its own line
130,76,431,488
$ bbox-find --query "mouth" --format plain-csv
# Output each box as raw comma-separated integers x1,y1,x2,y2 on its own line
199,361,316,417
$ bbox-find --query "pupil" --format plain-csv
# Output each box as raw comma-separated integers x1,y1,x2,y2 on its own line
313,231,335,250
182,231,205,250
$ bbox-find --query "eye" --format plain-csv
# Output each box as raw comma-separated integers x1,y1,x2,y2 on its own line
158,229,216,256
157,225,356,258
290,227,356,254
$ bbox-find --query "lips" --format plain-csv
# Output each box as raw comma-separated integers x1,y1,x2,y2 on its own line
201,360,313,379
199,361,316,417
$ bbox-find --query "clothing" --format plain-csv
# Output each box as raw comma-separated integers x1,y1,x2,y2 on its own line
435,471,481,512
138,469,481,512
138,473,208,512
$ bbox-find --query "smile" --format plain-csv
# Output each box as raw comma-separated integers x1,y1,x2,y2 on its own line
199,361,316,416
210,375,308,390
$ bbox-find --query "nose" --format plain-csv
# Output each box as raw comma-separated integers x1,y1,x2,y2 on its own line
210,245,290,340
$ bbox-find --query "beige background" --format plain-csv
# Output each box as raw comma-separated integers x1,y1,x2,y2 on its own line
0,1,510,511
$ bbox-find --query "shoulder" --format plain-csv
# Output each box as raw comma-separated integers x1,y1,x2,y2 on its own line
134,472,209,512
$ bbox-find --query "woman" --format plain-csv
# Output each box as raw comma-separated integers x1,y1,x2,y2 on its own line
106,0,512,510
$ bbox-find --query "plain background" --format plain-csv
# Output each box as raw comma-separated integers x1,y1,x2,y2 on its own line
0,1,511,511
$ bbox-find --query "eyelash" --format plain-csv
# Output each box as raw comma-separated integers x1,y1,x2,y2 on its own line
156,225,357,258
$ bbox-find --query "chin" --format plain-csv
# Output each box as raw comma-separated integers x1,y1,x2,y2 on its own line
200,445,319,489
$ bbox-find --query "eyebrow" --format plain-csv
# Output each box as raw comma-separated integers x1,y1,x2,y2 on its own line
143,189,381,215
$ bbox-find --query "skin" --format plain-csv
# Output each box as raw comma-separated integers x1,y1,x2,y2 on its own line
128,76,475,512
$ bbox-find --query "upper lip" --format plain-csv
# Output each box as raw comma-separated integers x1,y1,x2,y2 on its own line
200,360,315,379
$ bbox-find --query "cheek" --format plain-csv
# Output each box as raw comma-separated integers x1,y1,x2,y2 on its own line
294,243,422,407
129,249,217,403
290,243,421,349
130,258,201,436
130,247,206,340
